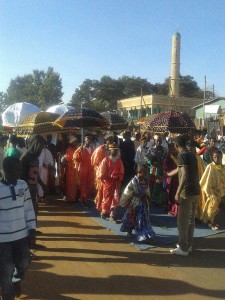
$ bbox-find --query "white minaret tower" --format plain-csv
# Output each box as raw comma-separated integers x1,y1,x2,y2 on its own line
170,32,181,97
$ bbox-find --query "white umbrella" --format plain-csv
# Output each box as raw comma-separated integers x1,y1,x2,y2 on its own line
2,102,41,127
46,104,74,115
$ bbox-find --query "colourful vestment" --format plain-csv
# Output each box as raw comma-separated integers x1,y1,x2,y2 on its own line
64,146,78,201
91,145,108,210
195,155,205,219
147,145,167,205
200,162,225,223
73,146,95,202
98,156,124,216
120,176,155,241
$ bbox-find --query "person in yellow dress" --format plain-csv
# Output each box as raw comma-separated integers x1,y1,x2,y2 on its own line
200,149,225,230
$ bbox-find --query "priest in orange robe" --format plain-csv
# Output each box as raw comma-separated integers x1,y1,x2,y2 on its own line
73,135,95,206
97,143,124,220
62,136,78,202
91,135,114,210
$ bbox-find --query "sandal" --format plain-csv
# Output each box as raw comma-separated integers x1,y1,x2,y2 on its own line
30,250,38,260
208,223,220,230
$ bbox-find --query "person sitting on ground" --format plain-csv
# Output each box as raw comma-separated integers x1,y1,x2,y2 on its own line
120,164,155,243
200,149,225,230
0,157,36,299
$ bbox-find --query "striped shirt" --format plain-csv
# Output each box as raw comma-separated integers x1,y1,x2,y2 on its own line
0,179,36,243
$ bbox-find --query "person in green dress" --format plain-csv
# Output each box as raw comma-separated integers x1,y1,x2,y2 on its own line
5,135,21,159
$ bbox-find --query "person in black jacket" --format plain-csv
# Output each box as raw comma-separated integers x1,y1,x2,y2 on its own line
120,131,136,189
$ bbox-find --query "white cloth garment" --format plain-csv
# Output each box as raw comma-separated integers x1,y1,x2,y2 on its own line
37,147,54,197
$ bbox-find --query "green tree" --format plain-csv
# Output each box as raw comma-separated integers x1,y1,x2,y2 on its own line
5,67,63,109
118,76,154,98
153,75,203,98
179,75,203,98
70,79,99,109
153,80,169,95
70,76,155,111
95,76,124,110
70,74,204,112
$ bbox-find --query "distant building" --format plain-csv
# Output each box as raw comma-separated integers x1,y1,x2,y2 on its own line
117,94,202,121
192,98,225,119
192,98,225,133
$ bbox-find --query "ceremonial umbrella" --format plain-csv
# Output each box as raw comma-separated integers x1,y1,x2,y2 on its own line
15,112,61,136
145,110,197,134
2,102,41,127
101,111,128,131
46,104,74,115
0,125,13,134
54,108,109,129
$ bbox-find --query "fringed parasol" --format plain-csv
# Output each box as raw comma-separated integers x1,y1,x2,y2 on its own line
54,108,109,129
101,111,128,130
15,112,61,136
144,111,197,134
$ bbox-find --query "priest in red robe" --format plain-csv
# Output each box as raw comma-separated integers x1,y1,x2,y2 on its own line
73,135,95,206
97,143,124,220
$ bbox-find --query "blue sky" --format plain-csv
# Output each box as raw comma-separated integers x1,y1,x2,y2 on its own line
0,0,224,103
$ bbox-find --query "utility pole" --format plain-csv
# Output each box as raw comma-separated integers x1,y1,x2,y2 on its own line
140,86,143,119
203,75,206,127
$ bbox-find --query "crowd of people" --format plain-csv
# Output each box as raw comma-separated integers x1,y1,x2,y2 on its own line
1,129,225,299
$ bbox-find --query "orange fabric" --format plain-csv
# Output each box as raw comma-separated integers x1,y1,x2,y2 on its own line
64,146,78,201
98,156,124,215
91,145,109,210
73,146,95,201
91,145,108,174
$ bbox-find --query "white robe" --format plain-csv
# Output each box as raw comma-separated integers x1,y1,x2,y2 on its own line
37,148,54,197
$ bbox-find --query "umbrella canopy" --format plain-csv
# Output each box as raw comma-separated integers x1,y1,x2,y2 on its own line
54,108,109,129
101,111,128,130
46,104,74,115
15,112,61,136
0,125,13,134
145,111,197,134
2,102,41,127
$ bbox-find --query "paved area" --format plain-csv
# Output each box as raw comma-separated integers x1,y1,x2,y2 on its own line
20,198,225,300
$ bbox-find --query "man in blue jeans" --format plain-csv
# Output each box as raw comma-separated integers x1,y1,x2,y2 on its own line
0,157,36,300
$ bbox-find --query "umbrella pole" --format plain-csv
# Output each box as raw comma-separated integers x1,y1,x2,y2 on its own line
81,128,84,145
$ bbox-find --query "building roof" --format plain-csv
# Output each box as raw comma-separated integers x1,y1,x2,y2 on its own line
192,97,225,109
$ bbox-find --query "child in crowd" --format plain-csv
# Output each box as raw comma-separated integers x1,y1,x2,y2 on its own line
120,164,156,243
0,157,36,299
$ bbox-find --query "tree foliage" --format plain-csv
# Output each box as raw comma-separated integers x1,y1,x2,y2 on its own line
70,74,203,111
5,67,63,110
179,75,203,98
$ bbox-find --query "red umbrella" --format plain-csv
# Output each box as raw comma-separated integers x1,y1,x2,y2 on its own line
145,111,197,134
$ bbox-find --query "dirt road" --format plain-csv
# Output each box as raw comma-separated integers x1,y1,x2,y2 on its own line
20,198,225,300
